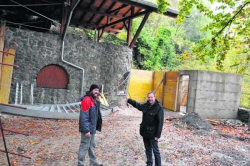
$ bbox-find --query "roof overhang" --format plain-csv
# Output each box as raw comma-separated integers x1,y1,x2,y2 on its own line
0,0,178,48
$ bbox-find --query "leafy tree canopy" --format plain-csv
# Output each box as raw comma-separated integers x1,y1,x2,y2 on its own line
158,0,250,72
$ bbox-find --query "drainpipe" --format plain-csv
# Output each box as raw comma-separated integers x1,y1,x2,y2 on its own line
61,0,85,95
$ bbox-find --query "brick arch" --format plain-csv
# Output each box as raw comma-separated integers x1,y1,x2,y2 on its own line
37,64,69,89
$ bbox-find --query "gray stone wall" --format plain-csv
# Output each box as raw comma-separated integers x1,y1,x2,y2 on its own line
180,70,242,119
4,27,132,105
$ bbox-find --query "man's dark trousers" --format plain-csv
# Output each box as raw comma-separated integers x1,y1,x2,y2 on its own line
143,137,161,166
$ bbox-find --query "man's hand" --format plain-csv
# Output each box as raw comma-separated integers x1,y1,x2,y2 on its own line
85,132,90,138
155,137,159,141
125,94,129,100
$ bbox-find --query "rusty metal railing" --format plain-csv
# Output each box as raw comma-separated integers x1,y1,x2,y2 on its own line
0,115,31,166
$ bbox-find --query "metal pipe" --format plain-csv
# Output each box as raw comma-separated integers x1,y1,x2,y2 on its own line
30,84,34,105
20,84,23,104
62,0,80,41
61,0,85,95
0,3,63,7
0,149,31,159
15,82,19,104
0,63,19,67
2,128,29,136
10,0,60,25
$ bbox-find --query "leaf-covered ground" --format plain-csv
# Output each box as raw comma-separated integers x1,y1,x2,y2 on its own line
0,107,250,166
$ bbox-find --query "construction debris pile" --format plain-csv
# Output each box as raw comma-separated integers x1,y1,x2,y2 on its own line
220,119,244,127
170,111,250,142
173,112,213,132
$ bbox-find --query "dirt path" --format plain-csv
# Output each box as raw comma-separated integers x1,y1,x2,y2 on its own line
0,107,250,166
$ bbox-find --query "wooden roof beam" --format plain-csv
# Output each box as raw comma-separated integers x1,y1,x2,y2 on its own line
97,10,150,30
129,11,151,48
96,1,117,40
96,1,117,26
71,0,84,19
87,0,106,23
71,20,121,33
111,0,178,18
109,4,128,14
127,6,134,45
78,0,97,23
78,8,123,19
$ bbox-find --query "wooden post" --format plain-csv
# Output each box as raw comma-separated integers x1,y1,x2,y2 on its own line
129,12,151,49
0,21,5,81
126,7,134,46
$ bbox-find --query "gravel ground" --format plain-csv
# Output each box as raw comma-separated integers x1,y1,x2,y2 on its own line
0,107,250,166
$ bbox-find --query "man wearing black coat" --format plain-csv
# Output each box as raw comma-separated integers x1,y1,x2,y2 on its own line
127,92,164,166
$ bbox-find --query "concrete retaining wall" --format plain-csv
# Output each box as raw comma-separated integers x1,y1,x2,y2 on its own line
179,70,242,119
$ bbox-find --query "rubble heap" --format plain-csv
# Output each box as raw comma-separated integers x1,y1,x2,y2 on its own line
174,112,213,132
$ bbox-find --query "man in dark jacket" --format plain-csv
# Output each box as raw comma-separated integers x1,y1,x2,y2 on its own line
78,84,103,166
127,92,164,166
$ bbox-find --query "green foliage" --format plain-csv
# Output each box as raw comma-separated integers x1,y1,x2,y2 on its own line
132,17,177,70
143,27,176,70
178,0,250,71
157,0,170,14
176,0,250,108
66,27,95,40
241,76,250,108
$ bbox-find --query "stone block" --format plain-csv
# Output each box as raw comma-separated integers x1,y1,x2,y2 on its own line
196,81,224,91
188,80,198,90
187,97,195,107
195,100,239,110
186,89,196,99
197,70,224,83
224,83,242,93
224,74,242,84
186,106,195,113
196,108,238,119
237,108,250,123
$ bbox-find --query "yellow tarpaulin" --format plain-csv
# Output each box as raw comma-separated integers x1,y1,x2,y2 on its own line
0,49,16,104
128,69,179,111
128,69,153,102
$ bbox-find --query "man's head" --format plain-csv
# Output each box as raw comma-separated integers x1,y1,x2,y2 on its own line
147,92,156,104
89,84,99,98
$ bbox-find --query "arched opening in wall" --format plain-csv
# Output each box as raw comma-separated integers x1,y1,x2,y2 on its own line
117,71,130,95
36,64,69,89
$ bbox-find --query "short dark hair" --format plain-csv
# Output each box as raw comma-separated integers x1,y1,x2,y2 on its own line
147,92,155,97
